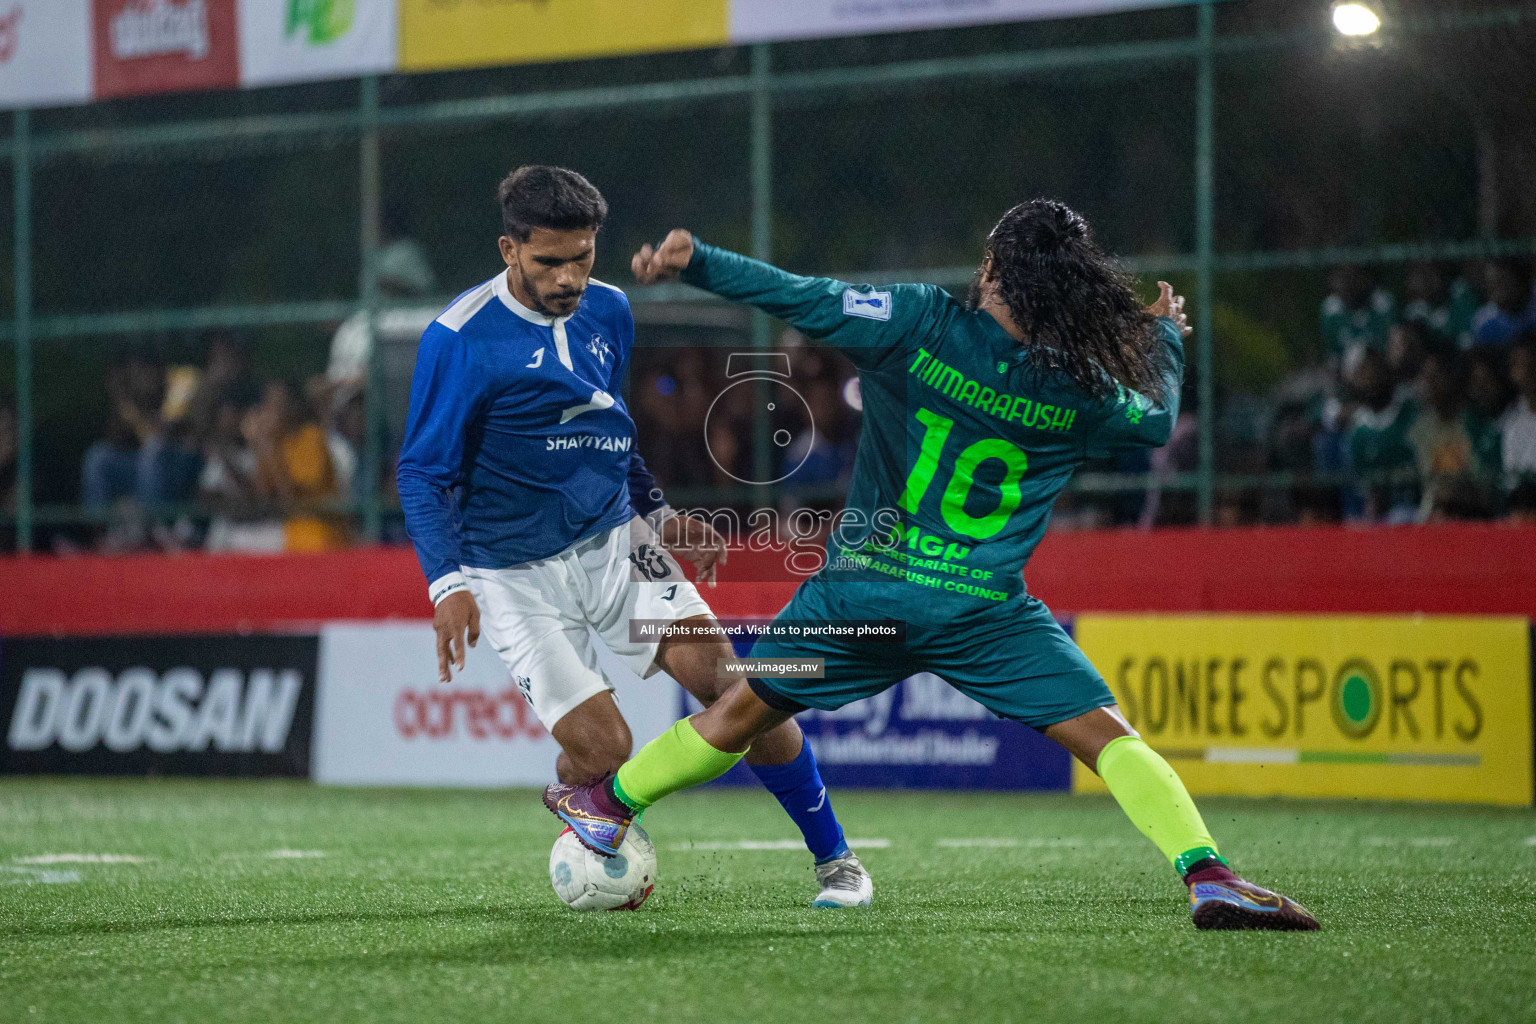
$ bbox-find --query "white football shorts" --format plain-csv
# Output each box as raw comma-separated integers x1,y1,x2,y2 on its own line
463,515,713,728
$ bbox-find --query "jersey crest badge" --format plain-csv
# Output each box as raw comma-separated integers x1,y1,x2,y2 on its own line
842,288,892,321
588,334,611,366
627,544,672,581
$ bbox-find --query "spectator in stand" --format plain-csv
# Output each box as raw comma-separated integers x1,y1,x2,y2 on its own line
324,202,440,458
1387,320,1432,406
324,382,366,502
242,380,349,552
1502,335,1536,491
1408,347,1496,520
198,394,276,552
1465,347,1512,478
1320,264,1395,367
1401,261,1479,350
187,333,260,436
82,349,163,513
1345,347,1418,524
1470,260,1535,347
782,376,854,488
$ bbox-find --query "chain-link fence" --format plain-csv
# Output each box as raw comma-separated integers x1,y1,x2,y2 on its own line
2,0,1534,554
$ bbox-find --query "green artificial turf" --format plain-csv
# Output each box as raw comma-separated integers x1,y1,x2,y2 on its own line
1,779,1533,1024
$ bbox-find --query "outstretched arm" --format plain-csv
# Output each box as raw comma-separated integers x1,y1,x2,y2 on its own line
633,229,944,370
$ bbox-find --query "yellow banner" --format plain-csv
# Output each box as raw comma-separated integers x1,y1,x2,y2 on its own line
399,0,729,73
1072,615,1532,806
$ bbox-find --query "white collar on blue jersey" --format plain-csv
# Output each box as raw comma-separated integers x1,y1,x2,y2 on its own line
493,269,575,326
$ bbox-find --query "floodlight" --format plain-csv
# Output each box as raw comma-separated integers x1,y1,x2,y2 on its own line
1332,2,1382,36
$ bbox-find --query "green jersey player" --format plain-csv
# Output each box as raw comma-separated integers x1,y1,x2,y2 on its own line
546,199,1319,931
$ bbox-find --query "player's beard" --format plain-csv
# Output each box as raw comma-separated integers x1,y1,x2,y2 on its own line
521,266,583,317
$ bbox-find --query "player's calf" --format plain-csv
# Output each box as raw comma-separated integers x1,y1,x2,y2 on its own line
550,691,633,785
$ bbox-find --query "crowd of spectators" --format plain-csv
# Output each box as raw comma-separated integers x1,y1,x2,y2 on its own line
76,334,365,554
1269,258,1536,526
28,253,1536,555
56,219,439,555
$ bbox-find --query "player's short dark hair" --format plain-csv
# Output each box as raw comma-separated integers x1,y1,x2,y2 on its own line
981,198,1167,402
497,166,608,242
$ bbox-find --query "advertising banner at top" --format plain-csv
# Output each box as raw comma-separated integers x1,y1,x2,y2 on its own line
238,0,397,88
1072,615,1534,806
93,0,240,100
0,0,1198,109
397,0,727,73
730,0,1195,43
0,1,93,109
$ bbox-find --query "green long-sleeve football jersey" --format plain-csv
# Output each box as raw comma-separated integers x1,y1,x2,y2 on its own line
680,240,1185,621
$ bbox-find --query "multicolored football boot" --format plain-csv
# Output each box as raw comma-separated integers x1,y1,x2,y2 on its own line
1185,862,1320,931
543,774,635,857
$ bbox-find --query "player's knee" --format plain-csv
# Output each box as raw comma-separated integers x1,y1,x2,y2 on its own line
692,672,739,708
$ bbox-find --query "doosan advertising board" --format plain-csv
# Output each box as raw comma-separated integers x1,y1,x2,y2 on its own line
1,634,317,776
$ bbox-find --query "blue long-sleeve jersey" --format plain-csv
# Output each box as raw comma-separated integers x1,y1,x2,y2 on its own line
397,270,665,592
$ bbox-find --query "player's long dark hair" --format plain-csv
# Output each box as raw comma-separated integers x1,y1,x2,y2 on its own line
978,199,1168,402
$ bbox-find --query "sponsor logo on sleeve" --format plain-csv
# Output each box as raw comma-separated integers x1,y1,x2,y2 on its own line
842,288,892,321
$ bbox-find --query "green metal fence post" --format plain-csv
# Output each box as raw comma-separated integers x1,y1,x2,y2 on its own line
749,43,774,491
1195,2,1216,525
12,109,32,553
359,75,383,542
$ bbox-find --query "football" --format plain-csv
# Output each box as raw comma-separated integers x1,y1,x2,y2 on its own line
549,824,658,911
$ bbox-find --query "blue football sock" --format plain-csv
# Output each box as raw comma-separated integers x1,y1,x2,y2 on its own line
748,736,849,863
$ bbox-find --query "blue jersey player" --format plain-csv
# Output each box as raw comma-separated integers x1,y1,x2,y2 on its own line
398,167,871,907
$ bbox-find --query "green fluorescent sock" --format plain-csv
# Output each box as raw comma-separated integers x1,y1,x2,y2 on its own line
613,718,746,810
1095,735,1220,875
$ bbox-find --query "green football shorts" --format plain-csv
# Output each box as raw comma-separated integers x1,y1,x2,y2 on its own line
747,573,1114,729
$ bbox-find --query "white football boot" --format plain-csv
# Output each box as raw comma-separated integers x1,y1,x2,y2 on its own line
812,852,873,908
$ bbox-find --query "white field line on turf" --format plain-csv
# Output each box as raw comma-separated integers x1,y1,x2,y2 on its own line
1526,836,1536,846
13,853,148,864
1,865,81,885
1364,836,1455,847
936,838,1127,848
671,838,890,852
264,849,326,859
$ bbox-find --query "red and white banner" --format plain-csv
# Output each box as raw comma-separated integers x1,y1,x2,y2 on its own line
0,0,1208,110
238,0,396,88
311,623,678,787
0,1,93,109
93,0,239,100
